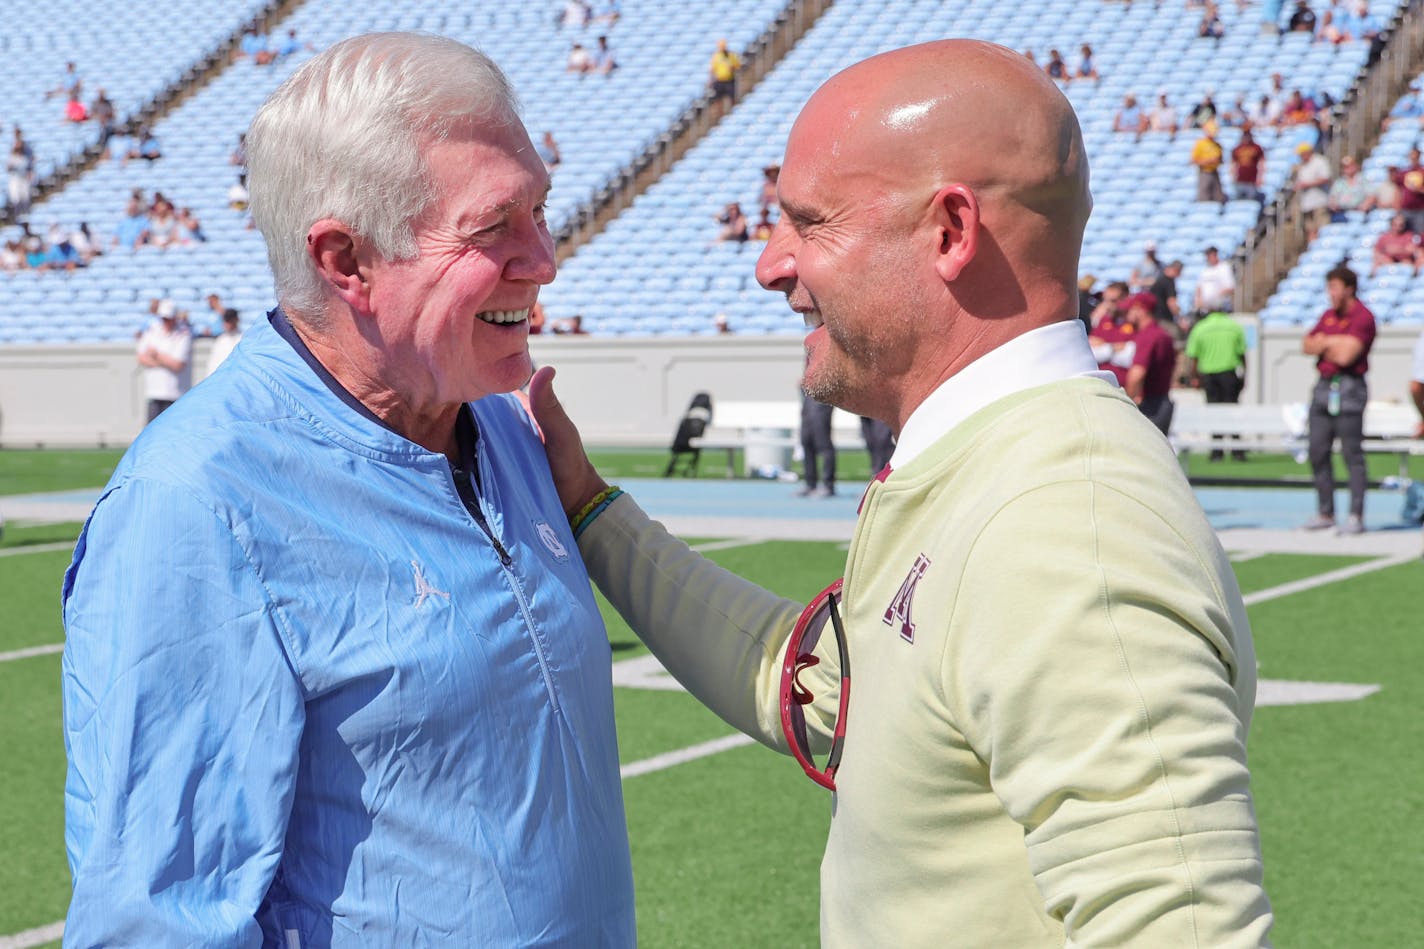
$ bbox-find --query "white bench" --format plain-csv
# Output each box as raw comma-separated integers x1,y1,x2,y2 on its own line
695,400,867,478
1170,401,1424,478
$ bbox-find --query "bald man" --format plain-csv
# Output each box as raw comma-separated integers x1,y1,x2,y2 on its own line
534,41,1271,946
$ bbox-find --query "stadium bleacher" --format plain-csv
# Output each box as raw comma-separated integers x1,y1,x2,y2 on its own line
0,0,1408,343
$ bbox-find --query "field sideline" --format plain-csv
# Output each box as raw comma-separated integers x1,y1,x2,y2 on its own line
1,449,1421,947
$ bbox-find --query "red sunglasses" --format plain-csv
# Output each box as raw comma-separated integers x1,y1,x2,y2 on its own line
779,578,851,791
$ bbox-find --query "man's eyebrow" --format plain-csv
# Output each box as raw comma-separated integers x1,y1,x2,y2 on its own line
457,186,552,228
778,198,817,224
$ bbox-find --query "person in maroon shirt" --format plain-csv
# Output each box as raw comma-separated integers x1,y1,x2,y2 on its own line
1087,281,1133,386
1371,213,1422,275
1230,127,1265,206
1124,292,1178,434
1389,147,1424,232
1302,266,1376,534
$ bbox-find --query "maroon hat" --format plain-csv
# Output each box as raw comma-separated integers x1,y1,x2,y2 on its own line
1128,291,1157,312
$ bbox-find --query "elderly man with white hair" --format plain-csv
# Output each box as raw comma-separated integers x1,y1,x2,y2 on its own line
60,33,636,946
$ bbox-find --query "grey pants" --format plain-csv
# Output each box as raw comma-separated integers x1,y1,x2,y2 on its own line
800,397,836,490
1307,375,1368,518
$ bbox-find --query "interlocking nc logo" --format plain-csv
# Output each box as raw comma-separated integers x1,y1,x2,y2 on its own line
883,553,931,643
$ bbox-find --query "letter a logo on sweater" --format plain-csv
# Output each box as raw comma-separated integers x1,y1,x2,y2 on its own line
883,554,931,643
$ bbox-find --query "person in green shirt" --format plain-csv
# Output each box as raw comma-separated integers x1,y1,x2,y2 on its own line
1186,310,1248,460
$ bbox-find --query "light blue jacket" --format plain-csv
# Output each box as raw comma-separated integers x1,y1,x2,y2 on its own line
61,312,636,947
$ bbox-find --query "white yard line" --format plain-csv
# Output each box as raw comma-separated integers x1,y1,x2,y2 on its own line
0,542,74,559
688,537,763,553
1227,551,1267,563
1242,553,1416,606
0,644,63,664
619,733,756,779
0,920,63,949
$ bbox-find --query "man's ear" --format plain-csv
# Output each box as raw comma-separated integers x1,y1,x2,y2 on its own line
929,184,979,283
307,219,372,312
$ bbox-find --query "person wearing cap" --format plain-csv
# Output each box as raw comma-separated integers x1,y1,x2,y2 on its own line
60,34,635,945
1190,120,1227,204
1123,292,1178,434
134,298,192,421
1292,143,1333,241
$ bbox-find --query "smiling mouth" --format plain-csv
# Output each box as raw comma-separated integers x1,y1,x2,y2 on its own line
477,308,530,325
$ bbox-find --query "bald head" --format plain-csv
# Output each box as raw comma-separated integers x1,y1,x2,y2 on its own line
787,40,1090,315
756,40,1093,428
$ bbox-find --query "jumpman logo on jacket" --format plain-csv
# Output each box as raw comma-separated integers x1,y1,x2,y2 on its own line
412,561,449,608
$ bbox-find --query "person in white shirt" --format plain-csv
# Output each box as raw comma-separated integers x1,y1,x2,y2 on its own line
206,308,242,377
136,299,192,420
1194,244,1237,315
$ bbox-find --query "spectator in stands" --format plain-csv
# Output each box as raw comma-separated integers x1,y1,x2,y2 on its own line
554,314,589,335
1327,154,1374,219
46,61,83,101
561,0,591,29
1383,79,1424,130
1123,292,1177,434
536,130,561,171
592,35,618,75
1151,258,1184,331
1370,213,1422,275
566,42,593,73
716,201,748,243
1195,245,1236,313
276,28,312,59
1279,89,1317,126
89,89,116,144
148,196,182,248
1044,48,1070,82
206,308,242,376
1075,44,1098,80
1221,92,1249,126
593,0,621,26
1302,265,1375,533
528,300,547,335
1389,147,1424,232
228,173,250,212
1198,1,1226,39
797,390,836,498
0,239,23,272
1288,0,1318,32
1230,126,1266,205
1291,143,1332,241
759,163,781,214
177,206,206,243
230,133,248,171
113,193,150,249
752,208,775,240
1113,93,1147,135
42,223,83,272
71,222,101,263
713,312,732,334
129,127,162,163
1191,120,1227,205
6,134,34,218
1246,93,1281,128
64,90,89,123
135,298,192,420
1186,309,1249,460
709,38,742,103
1131,240,1162,289
1148,92,1180,137
1188,90,1218,128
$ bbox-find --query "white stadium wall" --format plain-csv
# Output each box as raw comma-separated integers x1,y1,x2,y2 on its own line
2,322,1422,449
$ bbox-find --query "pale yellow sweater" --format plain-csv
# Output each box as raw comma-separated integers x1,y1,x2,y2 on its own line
580,377,1272,947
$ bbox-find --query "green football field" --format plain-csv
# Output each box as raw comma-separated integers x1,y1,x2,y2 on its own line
1,449,1421,947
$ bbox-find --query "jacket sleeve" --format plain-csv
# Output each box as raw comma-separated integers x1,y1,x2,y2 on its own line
941,480,1272,948
61,479,305,948
576,494,838,751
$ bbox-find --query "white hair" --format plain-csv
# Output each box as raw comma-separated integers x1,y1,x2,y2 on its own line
246,32,519,319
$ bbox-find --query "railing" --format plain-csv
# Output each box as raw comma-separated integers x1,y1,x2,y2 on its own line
1236,0,1424,311
552,0,832,262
